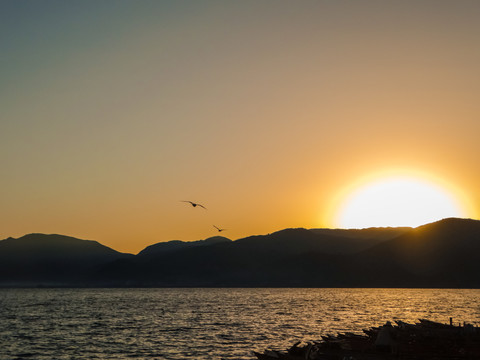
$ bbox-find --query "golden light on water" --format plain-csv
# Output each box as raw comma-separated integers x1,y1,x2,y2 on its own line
334,172,470,229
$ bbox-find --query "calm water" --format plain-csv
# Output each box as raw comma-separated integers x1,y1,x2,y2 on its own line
1,288,479,359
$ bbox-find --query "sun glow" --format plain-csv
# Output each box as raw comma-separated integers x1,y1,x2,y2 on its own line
335,175,468,229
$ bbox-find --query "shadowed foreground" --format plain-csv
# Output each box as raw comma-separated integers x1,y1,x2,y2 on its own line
255,319,480,360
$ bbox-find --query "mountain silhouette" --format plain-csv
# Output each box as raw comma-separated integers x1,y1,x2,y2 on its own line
0,233,132,286
138,236,231,257
310,227,411,242
91,227,408,287
1,218,479,287
352,218,480,287
234,227,409,255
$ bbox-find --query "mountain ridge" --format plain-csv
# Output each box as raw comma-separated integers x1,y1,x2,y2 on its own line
138,236,231,257
1,218,479,287
0,233,132,286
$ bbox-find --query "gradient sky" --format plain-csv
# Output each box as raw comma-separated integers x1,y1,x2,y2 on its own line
2,0,480,254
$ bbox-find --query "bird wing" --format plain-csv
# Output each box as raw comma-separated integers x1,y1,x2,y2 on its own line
180,200,206,209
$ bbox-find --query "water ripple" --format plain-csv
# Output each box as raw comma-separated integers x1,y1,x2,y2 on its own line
1,288,479,359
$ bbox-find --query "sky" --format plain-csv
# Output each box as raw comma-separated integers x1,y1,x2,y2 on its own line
2,0,480,254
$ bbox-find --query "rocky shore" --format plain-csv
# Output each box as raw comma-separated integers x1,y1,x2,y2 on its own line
254,319,480,360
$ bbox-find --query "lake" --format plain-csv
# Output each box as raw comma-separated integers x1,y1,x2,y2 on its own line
1,288,479,359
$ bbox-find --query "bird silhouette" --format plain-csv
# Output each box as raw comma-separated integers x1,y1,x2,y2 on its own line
213,225,226,232
181,200,207,209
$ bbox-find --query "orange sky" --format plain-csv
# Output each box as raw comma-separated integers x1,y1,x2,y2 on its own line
1,1,479,253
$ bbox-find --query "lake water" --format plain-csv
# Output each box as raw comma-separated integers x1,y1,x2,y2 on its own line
1,288,480,359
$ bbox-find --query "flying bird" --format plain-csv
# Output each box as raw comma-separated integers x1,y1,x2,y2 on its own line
213,225,226,232
181,201,207,209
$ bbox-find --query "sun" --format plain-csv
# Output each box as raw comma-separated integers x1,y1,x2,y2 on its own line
335,175,468,229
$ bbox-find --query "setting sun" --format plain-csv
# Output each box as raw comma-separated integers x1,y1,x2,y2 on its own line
336,176,467,228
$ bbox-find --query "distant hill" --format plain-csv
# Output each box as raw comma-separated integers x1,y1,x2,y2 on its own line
138,236,231,257
353,218,480,287
91,218,480,287
0,233,132,286
235,227,408,255
310,227,411,242
1,218,479,288
91,227,409,286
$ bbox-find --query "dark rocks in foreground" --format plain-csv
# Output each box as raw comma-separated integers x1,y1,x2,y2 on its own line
254,318,480,360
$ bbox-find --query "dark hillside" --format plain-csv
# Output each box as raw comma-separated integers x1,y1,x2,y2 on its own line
356,218,480,287
138,236,231,257
0,233,132,285
2,218,479,287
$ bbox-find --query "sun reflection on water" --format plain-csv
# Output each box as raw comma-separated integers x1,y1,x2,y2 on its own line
1,288,479,359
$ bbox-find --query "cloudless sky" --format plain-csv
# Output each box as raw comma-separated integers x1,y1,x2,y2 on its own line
2,0,480,253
